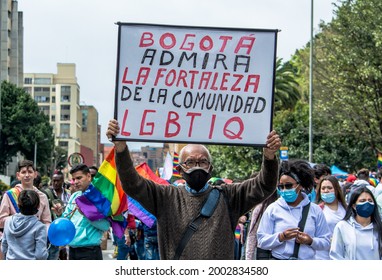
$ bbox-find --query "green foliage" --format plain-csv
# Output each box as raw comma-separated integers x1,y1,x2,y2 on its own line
208,56,303,180
314,0,382,152
41,175,50,187
274,58,301,110
209,0,382,174
0,81,54,172
0,180,10,192
208,144,263,180
273,101,375,172
274,101,310,160
52,146,68,173
273,0,380,172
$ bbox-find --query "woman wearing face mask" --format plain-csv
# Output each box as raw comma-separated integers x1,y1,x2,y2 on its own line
330,186,382,260
315,175,347,259
256,160,331,260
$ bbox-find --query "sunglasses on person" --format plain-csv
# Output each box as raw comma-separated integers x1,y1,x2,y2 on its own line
277,182,298,190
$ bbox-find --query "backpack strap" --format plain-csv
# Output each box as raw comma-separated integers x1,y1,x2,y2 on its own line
173,188,221,260
290,203,310,259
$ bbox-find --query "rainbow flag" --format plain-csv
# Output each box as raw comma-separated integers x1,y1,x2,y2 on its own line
369,177,378,187
172,151,182,178
234,225,241,240
6,187,21,213
378,152,382,169
76,147,128,238
132,162,170,227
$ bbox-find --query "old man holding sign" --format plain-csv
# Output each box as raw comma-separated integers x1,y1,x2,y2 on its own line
108,23,280,259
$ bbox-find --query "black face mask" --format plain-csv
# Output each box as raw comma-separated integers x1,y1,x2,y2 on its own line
182,168,211,192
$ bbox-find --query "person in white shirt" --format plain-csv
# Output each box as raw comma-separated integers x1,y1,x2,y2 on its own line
330,186,382,260
257,159,331,260
315,175,347,259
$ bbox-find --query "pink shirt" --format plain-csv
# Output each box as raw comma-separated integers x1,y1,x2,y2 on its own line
0,185,52,237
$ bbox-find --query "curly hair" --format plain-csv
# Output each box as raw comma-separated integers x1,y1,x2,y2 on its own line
279,159,315,193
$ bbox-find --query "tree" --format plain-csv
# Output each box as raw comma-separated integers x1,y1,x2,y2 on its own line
314,0,382,156
273,100,374,172
208,57,302,180
274,58,301,110
51,146,68,174
0,81,54,172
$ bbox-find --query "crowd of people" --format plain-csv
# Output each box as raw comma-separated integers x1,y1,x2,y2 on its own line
0,160,160,260
1,119,382,260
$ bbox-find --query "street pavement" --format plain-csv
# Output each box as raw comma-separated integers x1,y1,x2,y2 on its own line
102,238,116,260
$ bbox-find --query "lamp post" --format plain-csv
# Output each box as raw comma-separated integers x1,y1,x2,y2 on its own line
309,0,314,163
34,138,49,167
34,141,37,167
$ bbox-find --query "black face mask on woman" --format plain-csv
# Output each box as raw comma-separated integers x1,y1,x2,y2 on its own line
182,167,212,192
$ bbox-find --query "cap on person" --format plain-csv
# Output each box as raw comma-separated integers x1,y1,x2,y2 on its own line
346,174,357,183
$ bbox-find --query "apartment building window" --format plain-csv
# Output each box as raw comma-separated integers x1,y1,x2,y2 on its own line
24,87,32,94
34,87,50,93
34,78,51,84
61,96,70,102
24,78,32,84
82,110,88,132
60,124,70,138
61,86,71,102
39,106,50,116
60,114,70,121
59,141,68,148
34,96,50,103
52,96,56,103
61,86,71,93
51,115,55,121
61,105,70,110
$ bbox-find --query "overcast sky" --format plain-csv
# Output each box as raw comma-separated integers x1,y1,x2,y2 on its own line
17,0,338,150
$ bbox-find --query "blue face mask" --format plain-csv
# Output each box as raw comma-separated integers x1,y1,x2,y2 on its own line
279,188,299,203
308,188,316,202
321,192,336,204
356,201,375,218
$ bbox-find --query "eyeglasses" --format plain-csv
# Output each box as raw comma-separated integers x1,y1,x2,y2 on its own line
277,182,297,190
181,159,210,169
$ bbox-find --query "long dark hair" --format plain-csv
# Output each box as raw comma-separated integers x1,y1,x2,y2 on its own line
344,186,382,259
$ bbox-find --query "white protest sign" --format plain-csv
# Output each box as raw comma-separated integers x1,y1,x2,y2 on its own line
114,23,277,146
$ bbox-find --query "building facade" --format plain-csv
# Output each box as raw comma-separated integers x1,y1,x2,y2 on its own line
24,63,82,162
0,0,23,86
81,105,100,166
0,0,23,179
